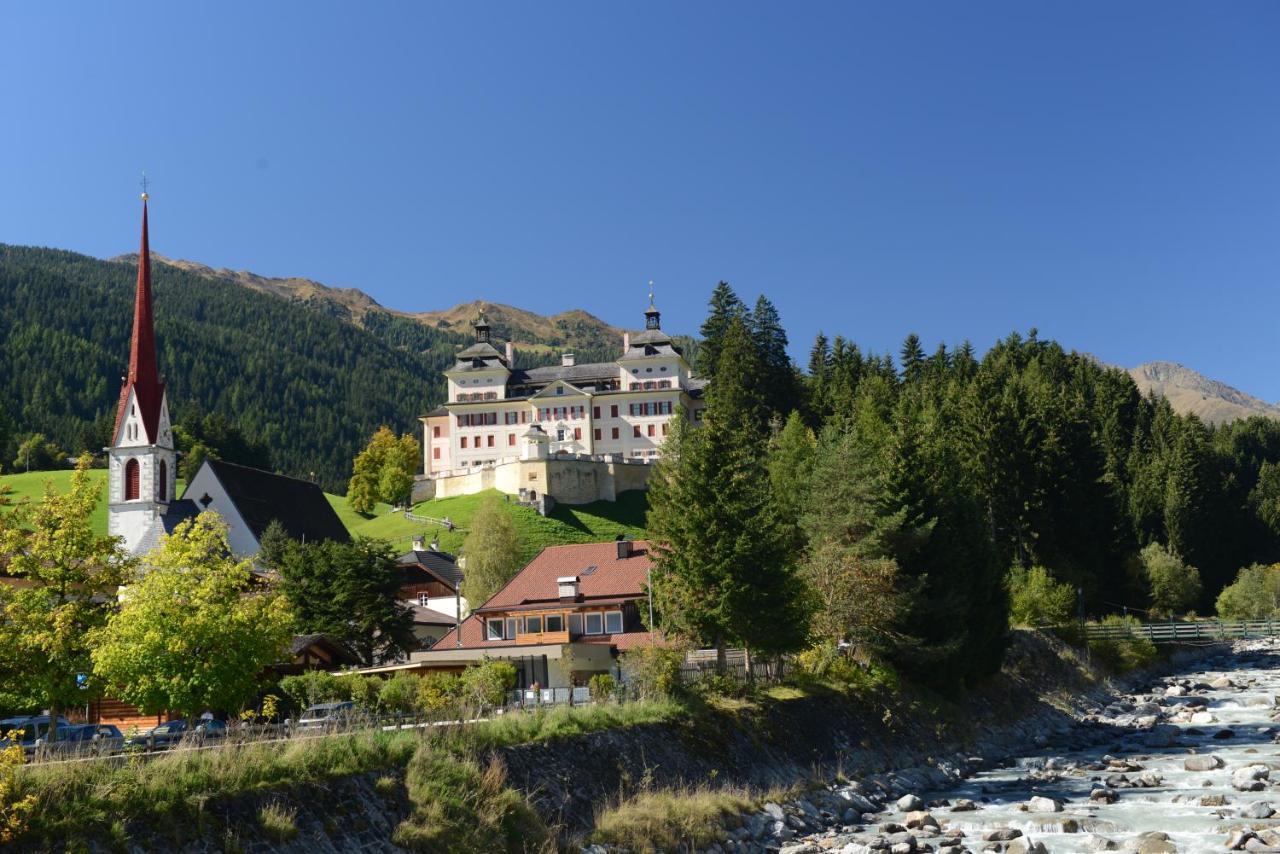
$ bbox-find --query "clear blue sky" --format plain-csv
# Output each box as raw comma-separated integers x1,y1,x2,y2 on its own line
4,3,1278,400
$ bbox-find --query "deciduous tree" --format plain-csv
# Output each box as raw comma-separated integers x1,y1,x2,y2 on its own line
348,426,421,512
459,495,523,606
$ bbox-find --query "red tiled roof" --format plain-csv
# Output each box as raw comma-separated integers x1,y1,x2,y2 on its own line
477,540,653,612
429,615,662,652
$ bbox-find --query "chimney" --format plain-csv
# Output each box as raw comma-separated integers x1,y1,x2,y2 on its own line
412,535,425,551
557,576,579,600
561,353,576,367
616,538,632,560
505,341,514,363
623,331,630,351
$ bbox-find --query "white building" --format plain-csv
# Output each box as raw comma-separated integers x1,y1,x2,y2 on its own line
107,195,349,558
421,300,706,496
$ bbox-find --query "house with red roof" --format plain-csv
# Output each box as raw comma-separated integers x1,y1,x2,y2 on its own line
352,539,660,690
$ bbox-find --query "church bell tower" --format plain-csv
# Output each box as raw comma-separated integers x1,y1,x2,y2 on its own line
107,192,177,554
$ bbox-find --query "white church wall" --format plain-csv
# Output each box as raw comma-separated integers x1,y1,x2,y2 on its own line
181,464,262,559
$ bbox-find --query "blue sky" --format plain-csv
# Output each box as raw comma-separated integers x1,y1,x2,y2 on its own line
4,2,1278,400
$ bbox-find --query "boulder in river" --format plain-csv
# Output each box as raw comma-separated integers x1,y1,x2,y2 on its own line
1244,800,1276,819
1184,755,1223,772
1234,765,1270,791
1086,835,1120,851
894,794,923,812
950,798,978,811
1026,795,1063,812
982,827,1023,841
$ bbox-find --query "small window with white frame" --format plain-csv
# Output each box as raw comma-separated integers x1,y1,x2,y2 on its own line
546,614,563,633
418,593,430,607
584,612,603,635
525,615,542,634
604,611,623,634
486,618,504,641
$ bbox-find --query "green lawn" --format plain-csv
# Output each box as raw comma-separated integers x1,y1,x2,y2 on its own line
350,488,649,562
2,471,649,562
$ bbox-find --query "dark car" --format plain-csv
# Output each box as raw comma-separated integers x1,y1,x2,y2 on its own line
0,716,73,755
32,723,125,758
126,718,227,751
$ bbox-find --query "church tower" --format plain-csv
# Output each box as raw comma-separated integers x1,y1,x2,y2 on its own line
107,193,177,553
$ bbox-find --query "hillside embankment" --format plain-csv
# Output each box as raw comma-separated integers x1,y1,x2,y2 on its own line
9,632,1213,853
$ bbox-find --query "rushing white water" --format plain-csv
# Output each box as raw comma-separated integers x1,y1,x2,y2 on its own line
884,641,1280,852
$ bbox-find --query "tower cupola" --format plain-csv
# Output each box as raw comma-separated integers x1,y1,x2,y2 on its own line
474,309,491,344
644,283,661,331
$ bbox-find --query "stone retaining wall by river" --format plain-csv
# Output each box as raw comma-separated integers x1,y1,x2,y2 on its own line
718,640,1280,854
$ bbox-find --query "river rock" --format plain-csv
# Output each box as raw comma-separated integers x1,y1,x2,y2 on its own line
894,794,923,812
1227,831,1259,851
1166,685,1186,696
1127,831,1177,853
1026,795,1062,812
1007,839,1048,854
1216,729,1238,740
1086,834,1121,851
983,828,1023,841
1190,711,1217,725
764,802,786,821
1091,788,1120,803
1184,755,1223,772
1245,801,1277,819
950,798,978,811
902,811,936,829
1201,794,1229,806
1234,765,1270,791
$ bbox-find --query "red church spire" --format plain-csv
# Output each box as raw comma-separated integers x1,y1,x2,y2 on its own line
113,192,166,444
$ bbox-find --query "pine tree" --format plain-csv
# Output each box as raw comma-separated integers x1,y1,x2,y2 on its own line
648,317,808,660
769,411,818,555
751,295,797,417
695,281,746,379
900,333,925,384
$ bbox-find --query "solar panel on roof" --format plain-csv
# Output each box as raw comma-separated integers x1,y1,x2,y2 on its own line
580,565,598,576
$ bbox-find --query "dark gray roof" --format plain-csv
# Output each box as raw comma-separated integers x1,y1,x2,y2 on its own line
197,459,351,545
622,342,681,359
424,405,449,417
134,499,201,555
628,328,674,346
457,342,505,361
412,605,458,626
511,362,618,385
397,549,463,590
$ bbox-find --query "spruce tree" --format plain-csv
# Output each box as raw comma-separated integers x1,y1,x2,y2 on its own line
900,333,925,384
695,281,746,379
751,295,797,417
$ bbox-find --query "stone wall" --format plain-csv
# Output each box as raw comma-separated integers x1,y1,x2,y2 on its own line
428,457,654,505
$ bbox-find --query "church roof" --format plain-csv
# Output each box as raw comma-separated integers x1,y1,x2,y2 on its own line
132,499,201,556
396,549,463,590
113,198,166,444
191,459,350,546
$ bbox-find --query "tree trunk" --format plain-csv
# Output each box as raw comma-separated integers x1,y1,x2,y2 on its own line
715,637,727,672
744,646,754,682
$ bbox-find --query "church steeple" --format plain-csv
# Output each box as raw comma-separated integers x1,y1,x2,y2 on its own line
113,193,166,445
644,282,661,331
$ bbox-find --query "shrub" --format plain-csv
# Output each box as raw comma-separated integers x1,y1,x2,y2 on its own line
1141,542,1202,618
458,660,516,710
280,671,347,710
1216,563,1280,620
0,744,36,844
1089,615,1158,673
591,784,756,853
378,673,423,714
345,675,382,711
416,672,460,712
620,645,683,700
1006,565,1075,627
588,673,617,702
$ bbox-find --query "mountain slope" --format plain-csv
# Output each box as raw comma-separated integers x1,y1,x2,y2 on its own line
1128,361,1280,425
0,244,464,491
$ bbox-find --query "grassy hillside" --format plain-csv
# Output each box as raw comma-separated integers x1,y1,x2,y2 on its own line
351,489,649,563
1,472,647,563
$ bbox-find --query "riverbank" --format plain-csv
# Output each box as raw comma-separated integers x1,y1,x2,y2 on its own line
1,631,1217,852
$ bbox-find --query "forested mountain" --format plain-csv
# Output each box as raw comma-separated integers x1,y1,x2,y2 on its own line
0,245,698,492
0,244,467,491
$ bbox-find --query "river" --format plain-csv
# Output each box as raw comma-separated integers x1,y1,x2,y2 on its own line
872,639,1280,853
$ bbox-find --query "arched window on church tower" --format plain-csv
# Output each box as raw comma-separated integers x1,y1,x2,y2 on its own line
158,460,167,502
125,459,140,501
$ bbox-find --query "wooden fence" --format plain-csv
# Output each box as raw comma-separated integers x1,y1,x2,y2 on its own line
1083,619,1280,644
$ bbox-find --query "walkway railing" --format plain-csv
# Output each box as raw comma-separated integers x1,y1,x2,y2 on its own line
1083,619,1280,644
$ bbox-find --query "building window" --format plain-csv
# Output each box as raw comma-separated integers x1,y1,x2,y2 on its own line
525,615,542,634
158,460,167,501
584,612,604,635
508,433,516,446
594,428,601,441
574,427,581,441
486,619,504,640
461,436,469,448
610,405,618,418
605,611,623,634
555,386,564,395
505,617,517,639
546,614,563,633
433,447,441,459
433,426,441,437
487,435,495,447
419,594,430,607
612,427,619,440
633,426,641,438
660,366,667,371
647,424,655,437
662,423,668,436
124,459,140,501
592,406,600,419
568,613,583,636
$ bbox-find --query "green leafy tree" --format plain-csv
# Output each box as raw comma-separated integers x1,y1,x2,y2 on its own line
11,433,63,473
459,495,523,606
1216,563,1280,620
262,524,416,666
459,659,516,708
1140,541,1202,617
348,426,421,512
92,513,294,720
1006,566,1076,627
648,316,809,661
0,456,127,737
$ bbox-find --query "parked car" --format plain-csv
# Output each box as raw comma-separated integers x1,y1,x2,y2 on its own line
125,718,227,751
295,701,356,731
32,724,126,758
0,716,76,758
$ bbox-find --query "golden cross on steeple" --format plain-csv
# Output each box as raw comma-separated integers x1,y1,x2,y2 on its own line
140,171,150,201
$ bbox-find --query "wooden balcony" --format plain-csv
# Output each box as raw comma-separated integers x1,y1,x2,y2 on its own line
515,629,570,646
